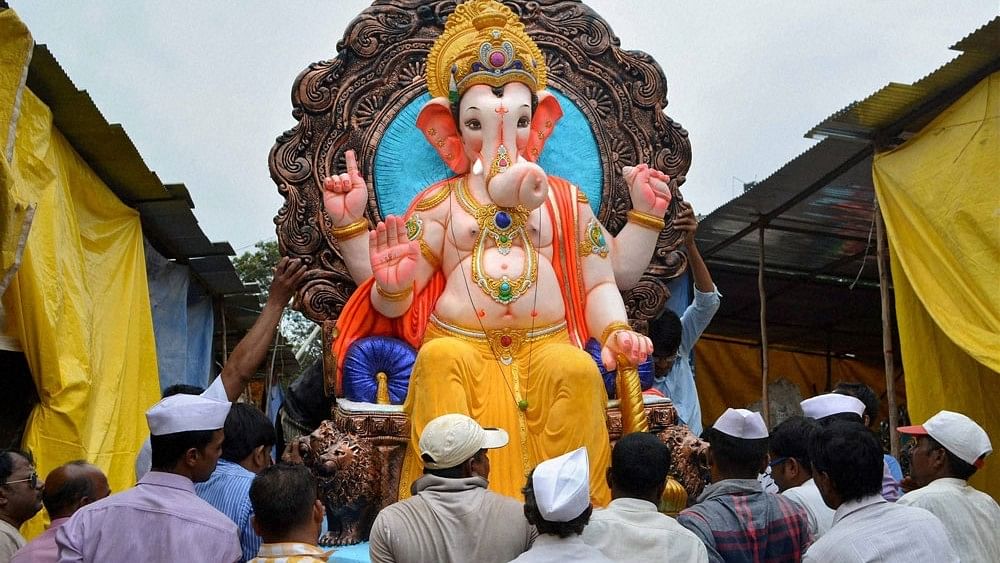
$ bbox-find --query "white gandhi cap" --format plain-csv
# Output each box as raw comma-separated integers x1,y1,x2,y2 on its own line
532,447,591,522
145,394,231,436
800,393,865,420
713,408,769,439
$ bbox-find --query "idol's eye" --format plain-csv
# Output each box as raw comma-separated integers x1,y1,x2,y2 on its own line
464,119,482,131
517,116,530,128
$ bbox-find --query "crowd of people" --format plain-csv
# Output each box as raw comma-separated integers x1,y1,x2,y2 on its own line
1,205,996,563
1,389,996,562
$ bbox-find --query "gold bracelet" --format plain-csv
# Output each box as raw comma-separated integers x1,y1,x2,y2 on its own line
375,283,413,302
330,218,368,240
600,321,632,347
627,209,665,232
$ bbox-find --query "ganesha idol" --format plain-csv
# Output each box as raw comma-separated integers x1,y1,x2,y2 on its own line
320,0,673,505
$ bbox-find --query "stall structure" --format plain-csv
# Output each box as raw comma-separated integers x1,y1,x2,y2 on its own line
695,18,998,496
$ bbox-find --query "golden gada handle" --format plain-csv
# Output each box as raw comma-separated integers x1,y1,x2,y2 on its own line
616,354,650,434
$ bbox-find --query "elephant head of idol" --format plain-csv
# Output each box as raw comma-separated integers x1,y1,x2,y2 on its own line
416,0,563,209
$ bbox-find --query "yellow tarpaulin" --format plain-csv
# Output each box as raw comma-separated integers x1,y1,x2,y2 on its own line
874,71,1000,497
694,336,895,428
1,10,161,538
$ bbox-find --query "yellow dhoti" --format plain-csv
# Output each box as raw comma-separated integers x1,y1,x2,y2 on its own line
399,316,612,505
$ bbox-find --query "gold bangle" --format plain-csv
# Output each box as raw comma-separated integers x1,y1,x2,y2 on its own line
375,283,413,302
600,321,632,347
330,218,368,240
627,209,665,232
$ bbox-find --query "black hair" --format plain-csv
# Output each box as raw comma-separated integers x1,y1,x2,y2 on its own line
42,460,95,517
0,449,32,485
701,427,768,477
770,416,819,470
809,420,882,503
610,433,671,498
249,463,318,537
150,430,217,470
649,310,683,358
221,404,276,463
833,382,879,424
816,411,864,426
522,468,592,538
926,436,978,480
162,384,205,398
423,449,484,478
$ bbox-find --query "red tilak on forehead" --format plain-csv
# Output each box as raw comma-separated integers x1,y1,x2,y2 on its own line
495,102,508,143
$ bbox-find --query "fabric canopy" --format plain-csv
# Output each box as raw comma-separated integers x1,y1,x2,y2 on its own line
1,10,161,538
873,71,1000,497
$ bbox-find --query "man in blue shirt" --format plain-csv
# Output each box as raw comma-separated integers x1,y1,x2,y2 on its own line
196,403,276,562
650,198,720,436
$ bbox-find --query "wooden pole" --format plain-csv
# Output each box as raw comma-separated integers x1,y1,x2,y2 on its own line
875,199,899,459
758,223,770,426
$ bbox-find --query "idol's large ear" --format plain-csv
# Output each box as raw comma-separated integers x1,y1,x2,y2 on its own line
416,97,469,174
523,91,563,162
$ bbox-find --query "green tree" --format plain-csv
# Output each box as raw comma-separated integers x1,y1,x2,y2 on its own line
233,240,322,365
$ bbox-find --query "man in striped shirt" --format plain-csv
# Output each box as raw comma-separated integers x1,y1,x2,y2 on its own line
678,409,812,562
196,404,276,562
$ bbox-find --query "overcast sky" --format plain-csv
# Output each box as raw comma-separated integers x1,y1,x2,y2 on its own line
9,1,996,253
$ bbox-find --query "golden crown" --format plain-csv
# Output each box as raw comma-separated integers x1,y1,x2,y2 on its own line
425,0,547,101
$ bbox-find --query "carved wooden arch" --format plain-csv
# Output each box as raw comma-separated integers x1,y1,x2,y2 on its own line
269,0,693,327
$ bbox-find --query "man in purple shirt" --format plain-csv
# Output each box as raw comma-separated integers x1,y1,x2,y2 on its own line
12,461,109,563
56,394,241,563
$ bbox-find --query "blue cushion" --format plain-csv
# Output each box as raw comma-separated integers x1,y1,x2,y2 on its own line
342,337,416,404
584,338,654,399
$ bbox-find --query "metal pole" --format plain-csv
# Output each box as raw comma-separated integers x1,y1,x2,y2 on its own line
758,223,770,426
875,199,899,459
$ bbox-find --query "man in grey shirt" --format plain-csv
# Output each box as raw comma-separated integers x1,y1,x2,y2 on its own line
369,414,535,563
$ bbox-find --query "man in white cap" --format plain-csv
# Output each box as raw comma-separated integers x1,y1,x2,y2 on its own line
56,395,241,563
135,256,308,480
678,408,811,562
369,413,533,563
801,392,901,501
897,410,999,562
510,447,612,563
582,433,708,561
803,420,957,562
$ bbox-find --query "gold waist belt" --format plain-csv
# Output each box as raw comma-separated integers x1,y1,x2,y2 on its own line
428,315,568,365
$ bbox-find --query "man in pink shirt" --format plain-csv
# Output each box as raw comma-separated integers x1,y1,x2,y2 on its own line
56,394,241,563
12,461,109,563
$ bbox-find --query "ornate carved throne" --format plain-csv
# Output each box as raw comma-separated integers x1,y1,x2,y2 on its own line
269,0,696,519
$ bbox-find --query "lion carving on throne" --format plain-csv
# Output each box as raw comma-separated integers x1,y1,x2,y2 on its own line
271,0,705,544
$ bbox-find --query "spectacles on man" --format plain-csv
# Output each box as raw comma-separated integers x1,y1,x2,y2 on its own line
4,472,39,488
767,457,788,469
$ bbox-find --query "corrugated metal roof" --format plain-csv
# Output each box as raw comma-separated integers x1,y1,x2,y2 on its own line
696,17,998,358
808,17,999,141
25,44,249,296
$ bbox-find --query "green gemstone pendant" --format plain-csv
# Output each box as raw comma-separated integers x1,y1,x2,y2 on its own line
517,400,529,411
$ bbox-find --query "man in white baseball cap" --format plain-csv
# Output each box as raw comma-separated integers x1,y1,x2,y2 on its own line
369,414,534,563
801,392,902,501
897,410,999,562
678,409,812,562
511,448,612,563
56,394,241,562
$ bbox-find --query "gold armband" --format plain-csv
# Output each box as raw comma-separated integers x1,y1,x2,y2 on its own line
375,283,413,302
419,240,441,269
627,209,665,232
330,218,369,240
600,321,632,347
